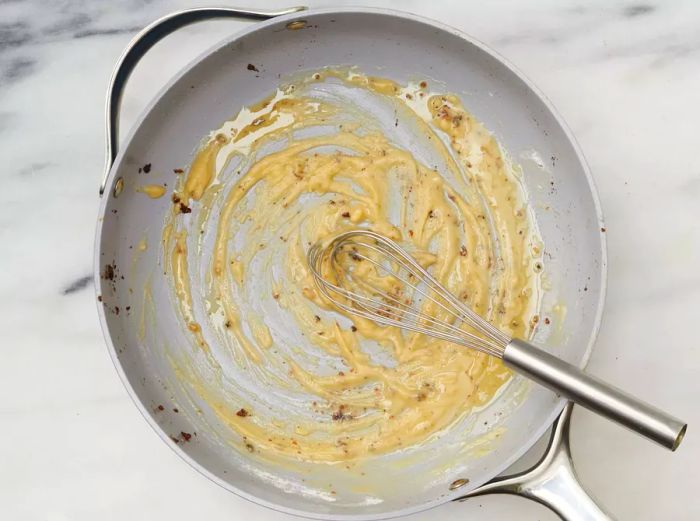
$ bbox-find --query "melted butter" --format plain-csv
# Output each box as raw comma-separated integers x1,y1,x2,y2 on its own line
160,69,542,464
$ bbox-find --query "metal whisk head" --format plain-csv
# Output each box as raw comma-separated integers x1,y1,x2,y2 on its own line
307,230,511,358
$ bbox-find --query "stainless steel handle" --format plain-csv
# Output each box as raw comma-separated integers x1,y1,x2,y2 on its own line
100,5,307,196
458,403,614,521
503,339,687,451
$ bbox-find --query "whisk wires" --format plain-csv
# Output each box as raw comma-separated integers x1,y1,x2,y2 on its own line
307,230,511,358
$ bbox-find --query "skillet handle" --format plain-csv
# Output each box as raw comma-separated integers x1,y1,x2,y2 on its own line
503,339,686,451
456,403,614,521
100,5,307,196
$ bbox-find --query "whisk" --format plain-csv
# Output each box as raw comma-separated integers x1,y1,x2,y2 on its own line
308,229,686,451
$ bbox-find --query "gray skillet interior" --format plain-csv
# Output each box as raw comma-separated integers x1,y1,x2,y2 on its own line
95,8,606,520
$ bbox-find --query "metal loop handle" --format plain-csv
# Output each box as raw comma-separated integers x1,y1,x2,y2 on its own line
457,403,613,520
100,5,306,195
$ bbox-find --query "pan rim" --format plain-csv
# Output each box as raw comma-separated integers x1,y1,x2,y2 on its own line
94,6,608,520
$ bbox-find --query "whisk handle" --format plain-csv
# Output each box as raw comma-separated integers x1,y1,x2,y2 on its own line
503,339,687,451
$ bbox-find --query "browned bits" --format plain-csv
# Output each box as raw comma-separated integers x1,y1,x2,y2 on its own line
247,63,260,72
350,325,357,332
173,408,179,413
142,163,151,173
245,443,255,452
428,209,435,218
157,405,164,411
236,408,249,417
224,320,232,328
173,168,184,174
544,317,551,325
332,408,352,421
272,292,280,300
408,229,414,237
459,245,468,257
341,211,350,218
314,315,321,322
405,93,413,100
601,227,606,232
419,81,427,89
179,203,192,214
102,263,115,281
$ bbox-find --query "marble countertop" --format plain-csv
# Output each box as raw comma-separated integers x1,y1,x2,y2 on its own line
2,0,699,519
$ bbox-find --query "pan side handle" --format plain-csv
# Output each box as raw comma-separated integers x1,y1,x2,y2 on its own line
456,403,614,521
100,6,306,196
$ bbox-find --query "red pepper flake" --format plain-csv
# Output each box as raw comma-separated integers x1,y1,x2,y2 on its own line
179,203,192,214
180,431,192,442
173,168,184,174
142,163,151,173
601,227,606,232
173,408,179,413
459,245,468,257
170,436,179,444
419,81,427,89
247,63,260,72
351,325,357,332
97,295,102,302
236,408,249,417
341,211,350,218
338,371,345,376
408,230,414,237
157,405,164,411
544,317,551,325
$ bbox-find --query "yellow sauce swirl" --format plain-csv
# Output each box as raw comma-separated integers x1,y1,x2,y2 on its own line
160,70,541,464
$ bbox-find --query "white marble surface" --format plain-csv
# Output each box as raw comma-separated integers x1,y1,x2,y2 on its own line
1,0,699,519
